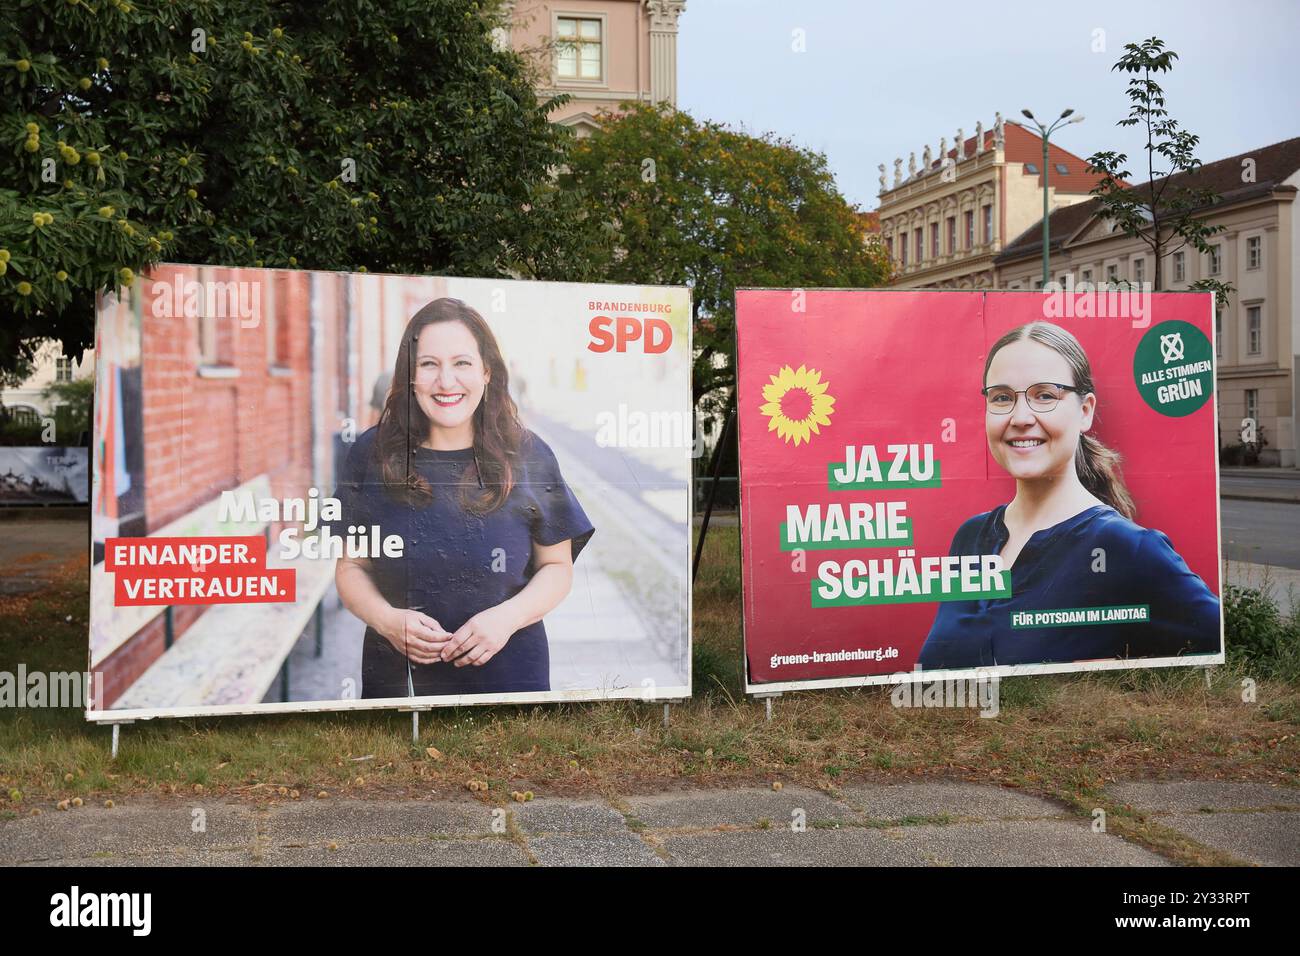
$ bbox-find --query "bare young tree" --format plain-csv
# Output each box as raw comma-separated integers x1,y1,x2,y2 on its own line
1085,37,1232,302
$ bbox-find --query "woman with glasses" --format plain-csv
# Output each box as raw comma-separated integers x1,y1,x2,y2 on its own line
332,298,594,698
916,321,1219,670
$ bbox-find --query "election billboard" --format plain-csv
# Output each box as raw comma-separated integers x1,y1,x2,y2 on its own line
736,289,1224,692
88,265,692,720
0,447,89,505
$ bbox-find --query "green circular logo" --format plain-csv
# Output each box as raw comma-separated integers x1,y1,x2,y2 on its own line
1133,319,1214,417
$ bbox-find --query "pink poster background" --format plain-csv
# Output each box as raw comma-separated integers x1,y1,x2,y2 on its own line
736,289,1221,687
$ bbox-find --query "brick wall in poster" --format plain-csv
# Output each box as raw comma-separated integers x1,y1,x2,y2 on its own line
100,266,318,706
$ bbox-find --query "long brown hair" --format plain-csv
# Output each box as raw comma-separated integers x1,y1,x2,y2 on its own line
376,298,522,513
984,321,1136,520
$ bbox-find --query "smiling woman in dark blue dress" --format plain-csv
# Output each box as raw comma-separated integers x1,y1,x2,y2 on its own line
917,321,1219,671
333,298,594,698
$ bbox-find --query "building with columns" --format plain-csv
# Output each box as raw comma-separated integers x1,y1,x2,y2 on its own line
996,137,1300,466
502,0,686,136
878,115,1105,289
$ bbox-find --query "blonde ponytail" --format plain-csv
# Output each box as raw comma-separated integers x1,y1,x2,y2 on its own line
1075,433,1135,520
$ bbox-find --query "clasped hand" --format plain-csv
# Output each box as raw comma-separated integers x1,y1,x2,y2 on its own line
380,605,520,667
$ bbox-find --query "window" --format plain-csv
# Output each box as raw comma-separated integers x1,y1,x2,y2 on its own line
1133,258,1145,285
10,405,39,426
55,356,72,383
1106,263,1118,286
931,222,940,258
1209,244,1222,276
946,216,956,255
964,210,974,249
1059,274,1069,288
1081,269,1093,285
1246,236,1261,270
1173,251,1185,282
1247,305,1261,354
195,267,237,370
982,205,992,244
885,237,893,260
266,273,286,370
1245,389,1259,425
556,17,602,81
900,237,908,267
1054,163,1069,175
914,228,923,262
1025,163,1039,175
1215,309,1222,357
198,308,219,364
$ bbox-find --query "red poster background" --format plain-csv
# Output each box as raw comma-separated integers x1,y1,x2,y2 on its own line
736,289,1221,687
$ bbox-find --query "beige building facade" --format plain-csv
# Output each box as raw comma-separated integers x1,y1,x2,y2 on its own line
502,0,685,135
878,115,1104,289
0,340,93,425
995,138,1300,466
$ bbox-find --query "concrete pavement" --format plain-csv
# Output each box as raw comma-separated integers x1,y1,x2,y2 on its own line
1221,499,1300,570
5,780,1296,866
1107,781,1300,868
1225,561,1300,616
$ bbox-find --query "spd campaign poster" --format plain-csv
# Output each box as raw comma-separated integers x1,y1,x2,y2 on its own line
736,289,1224,692
88,265,691,720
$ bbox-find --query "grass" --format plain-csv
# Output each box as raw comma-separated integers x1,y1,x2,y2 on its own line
1,526,1298,864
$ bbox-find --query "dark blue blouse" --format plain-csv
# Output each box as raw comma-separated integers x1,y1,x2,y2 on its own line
332,426,594,695
917,505,1220,670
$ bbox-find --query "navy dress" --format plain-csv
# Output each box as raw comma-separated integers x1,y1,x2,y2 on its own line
917,505,1220,670
333,426,594,698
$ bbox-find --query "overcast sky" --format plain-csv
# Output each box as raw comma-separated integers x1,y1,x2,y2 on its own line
677,0,1300,210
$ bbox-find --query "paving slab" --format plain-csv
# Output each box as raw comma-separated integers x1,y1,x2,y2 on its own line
258,799,493,845
512,799,630,836
17,851,240,867
256,837,527,867
1107,781,1300,813
836,782,1069,821
625,786,854,830
660,827,919,866
0,802,255,864
1158,811,1300,867
895,820,1170,867
657,818,1167,867
904,816,1170,868
529,833,664,866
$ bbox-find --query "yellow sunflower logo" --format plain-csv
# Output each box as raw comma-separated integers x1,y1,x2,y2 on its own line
759,364,835,446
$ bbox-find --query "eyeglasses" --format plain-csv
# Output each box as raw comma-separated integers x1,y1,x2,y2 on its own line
981,382,1084,414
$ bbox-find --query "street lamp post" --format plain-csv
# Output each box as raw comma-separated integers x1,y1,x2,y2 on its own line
1020,108,1084,287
